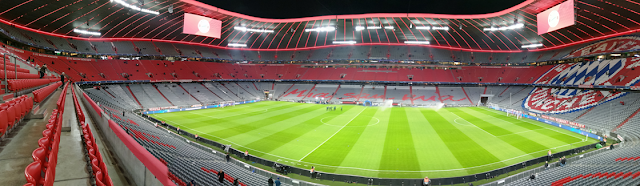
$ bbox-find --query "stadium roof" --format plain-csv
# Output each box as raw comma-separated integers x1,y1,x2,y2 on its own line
0,0,639,52
201,0,526,19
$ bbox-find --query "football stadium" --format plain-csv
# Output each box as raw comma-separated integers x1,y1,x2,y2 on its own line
0,0,639,186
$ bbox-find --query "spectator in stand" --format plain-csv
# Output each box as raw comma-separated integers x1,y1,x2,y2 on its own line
268,177,274,186
275,177,281,186
60,72,66,88
39,64,47,78
225,153,230,162
545,161,549,170
217,170,225,183
232,178,239,186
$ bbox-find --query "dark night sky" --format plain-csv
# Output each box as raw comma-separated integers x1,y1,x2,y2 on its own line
197,0,527,19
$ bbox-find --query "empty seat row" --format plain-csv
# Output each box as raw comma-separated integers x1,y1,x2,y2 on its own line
25,82,67,186
0,95,33,138
0,70,40,79
201,167,248,186
81,123,113,186
0,64,30,73
33,82,62,103
8,78,57,91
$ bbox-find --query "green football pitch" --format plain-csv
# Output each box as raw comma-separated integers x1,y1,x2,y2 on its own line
150,101,598,178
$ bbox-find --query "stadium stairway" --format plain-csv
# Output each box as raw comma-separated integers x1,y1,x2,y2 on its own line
0,86,68,185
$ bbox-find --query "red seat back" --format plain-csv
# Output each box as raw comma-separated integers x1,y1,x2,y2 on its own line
0,110,6,136
24,161,42,185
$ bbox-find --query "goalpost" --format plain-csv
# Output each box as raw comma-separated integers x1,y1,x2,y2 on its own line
380,100,393,111
506,109,523,119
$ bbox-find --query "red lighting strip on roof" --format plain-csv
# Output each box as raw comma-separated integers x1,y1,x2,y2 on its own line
179,0,534,22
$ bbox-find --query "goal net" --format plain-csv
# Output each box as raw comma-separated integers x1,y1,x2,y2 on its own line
506,109,523,119
380,100,393,111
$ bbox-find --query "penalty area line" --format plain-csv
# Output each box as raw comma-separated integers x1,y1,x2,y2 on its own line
298,107,367,162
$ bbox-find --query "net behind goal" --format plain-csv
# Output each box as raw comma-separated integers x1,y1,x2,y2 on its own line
380,100,393,111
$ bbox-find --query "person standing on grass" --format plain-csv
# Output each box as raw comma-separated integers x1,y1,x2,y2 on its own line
423,176,430,186
310,166,315,178
268,177,274,186
334,106,336,111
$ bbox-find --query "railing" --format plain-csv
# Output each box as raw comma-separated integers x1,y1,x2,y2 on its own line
78,86,175,186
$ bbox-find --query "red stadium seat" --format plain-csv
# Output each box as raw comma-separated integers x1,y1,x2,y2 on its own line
31,147,47,165
24,161,42,185
0,110,6,137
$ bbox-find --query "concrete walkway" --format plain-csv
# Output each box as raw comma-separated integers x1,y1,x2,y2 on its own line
72,86,132,186
0,90,61,185
54,87,90,185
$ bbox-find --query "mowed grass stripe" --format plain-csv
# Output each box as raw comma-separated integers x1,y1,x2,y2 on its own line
300,107,376,172
210,104,326,139
449,108,549,154
405,108,466,177
240,106,358,159
378,108,421,175
150,102,595,178
460,108,576,150
421,110,503,168
186,103,313,133
334,108,391,177
152,101,291,124
471,107,583,144
151,103,306,136
448,108,513,136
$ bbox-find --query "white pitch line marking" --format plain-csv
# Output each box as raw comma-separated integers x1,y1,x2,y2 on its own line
152,109,594,173
298,107,367,161
454,117,496,137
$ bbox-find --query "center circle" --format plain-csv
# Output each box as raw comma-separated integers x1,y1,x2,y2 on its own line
320,116,380,127
198,20,210,33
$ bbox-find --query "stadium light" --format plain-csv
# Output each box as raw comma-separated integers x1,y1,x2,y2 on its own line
355,26,365,31
333,40,357,45
305,26,335,32
431,26,449,31
234,26,274,33
384,26,394,29
414,26,449,31
521,43,543,48
367,26,382,29
404,41,430,45
110,0,159,15
483,23,524,31
73,29,101,36
228,43,247,47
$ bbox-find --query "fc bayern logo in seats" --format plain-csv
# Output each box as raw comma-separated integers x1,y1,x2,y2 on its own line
524,57,640,114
